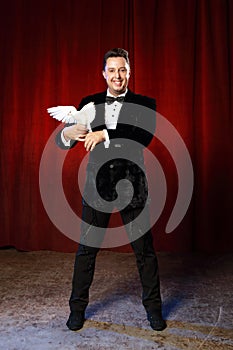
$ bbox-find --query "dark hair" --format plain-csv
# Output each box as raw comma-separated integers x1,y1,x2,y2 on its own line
103,48,130,70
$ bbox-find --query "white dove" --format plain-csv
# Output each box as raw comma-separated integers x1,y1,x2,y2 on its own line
47,102,96,131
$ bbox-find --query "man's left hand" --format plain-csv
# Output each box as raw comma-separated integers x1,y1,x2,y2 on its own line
83,131,105,151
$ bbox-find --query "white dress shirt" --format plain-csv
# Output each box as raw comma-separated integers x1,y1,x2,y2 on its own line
103,89,127,148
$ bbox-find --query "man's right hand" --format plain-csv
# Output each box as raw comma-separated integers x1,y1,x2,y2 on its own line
63,124,88,141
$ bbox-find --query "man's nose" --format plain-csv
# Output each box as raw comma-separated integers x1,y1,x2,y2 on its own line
115,70,120,78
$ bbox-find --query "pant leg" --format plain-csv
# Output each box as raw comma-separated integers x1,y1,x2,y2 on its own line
120,207,162,313
69,205,111,313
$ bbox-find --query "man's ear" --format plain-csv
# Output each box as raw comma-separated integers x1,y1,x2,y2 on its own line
102,70,106,80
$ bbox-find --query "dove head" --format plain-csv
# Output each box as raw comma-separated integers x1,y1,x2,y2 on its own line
73,102,96,129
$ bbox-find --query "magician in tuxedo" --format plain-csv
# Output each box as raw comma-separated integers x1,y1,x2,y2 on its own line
56,48,166,331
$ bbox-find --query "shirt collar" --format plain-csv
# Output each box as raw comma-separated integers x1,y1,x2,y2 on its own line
106,88,128,98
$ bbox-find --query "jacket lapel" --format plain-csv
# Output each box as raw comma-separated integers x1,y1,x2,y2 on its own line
91,92,106,129
117,90,136,124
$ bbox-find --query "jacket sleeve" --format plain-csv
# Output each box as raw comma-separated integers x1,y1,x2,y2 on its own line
55,125,78,150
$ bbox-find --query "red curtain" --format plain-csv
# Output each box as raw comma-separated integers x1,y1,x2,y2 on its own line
0,0,232,252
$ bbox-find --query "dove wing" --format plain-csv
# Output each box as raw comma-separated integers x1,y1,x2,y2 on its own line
47,106,77,122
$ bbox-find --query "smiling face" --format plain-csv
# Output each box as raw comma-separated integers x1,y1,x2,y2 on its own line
102,56,130,96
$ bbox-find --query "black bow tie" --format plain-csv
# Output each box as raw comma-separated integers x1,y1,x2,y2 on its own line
106,96,125,105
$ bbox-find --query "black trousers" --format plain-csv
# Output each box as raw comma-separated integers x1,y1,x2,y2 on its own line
69,205,162,314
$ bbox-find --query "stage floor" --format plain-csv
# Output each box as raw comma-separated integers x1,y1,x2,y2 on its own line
0,249,232,349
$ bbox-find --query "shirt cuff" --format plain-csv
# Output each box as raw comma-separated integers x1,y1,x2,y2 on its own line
103,129,110,148
61,129,71,147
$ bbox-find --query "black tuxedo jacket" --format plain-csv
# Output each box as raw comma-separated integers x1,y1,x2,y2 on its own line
56,89,156,210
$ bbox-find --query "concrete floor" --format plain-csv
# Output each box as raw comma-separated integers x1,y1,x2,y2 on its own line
0,249,232,349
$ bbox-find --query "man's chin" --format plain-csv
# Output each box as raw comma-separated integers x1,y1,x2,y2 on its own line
112,87,126,95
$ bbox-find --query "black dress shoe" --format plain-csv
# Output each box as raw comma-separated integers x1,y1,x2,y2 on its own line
147,311,167,331
66,311,85,331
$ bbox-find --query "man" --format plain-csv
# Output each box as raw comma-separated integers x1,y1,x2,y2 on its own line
56,48,166,331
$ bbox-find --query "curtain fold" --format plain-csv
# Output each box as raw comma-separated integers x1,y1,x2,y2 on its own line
0,0,232,252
